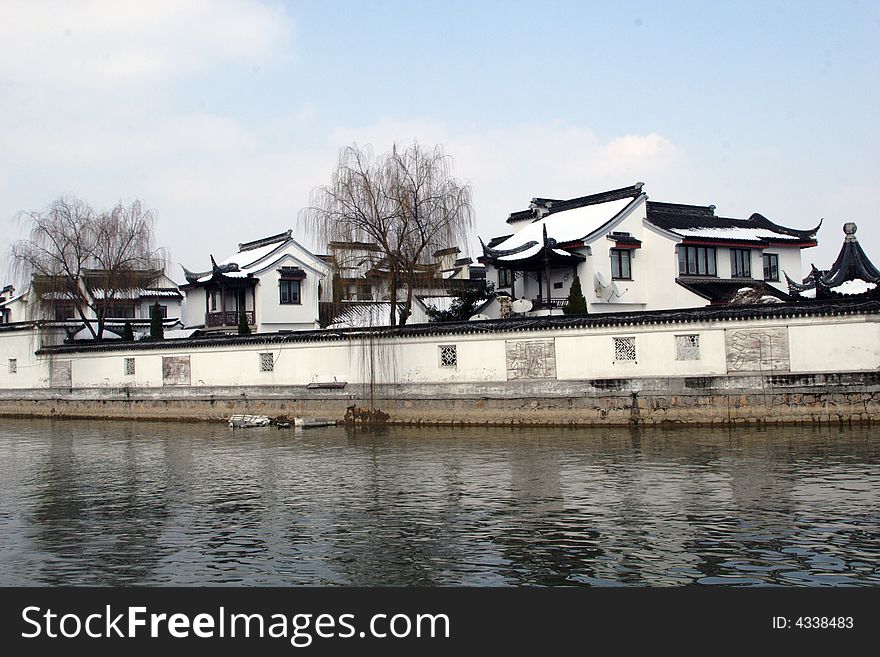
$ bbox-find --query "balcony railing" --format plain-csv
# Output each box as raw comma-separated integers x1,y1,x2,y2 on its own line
531,298,567,310
206,310,255,327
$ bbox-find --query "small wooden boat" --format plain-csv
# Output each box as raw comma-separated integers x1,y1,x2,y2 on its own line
275,417,305,429
228,414,271,428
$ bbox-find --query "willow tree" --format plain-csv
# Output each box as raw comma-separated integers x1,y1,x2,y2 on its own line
302,141,475,326
9,196,165,340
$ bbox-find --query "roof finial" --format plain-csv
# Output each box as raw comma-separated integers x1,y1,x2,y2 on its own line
843,222,857,242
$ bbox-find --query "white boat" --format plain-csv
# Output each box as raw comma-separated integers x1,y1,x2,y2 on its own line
228,414,272,428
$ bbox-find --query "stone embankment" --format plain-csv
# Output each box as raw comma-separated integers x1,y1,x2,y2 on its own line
1,372,877,426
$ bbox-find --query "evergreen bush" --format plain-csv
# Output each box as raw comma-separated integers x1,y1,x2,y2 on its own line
238,309,251,335
149,303,164,340
562,272,588,315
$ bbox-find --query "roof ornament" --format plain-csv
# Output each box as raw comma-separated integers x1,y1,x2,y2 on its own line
479,237,539,259
181,265,206,285
542,223,557,249
210,255,240,274
787,221,879,299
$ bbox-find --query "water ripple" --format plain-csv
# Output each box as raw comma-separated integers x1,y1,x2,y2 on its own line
0,419,877,586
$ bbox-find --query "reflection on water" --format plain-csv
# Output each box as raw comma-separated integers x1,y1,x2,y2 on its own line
0,419,877,586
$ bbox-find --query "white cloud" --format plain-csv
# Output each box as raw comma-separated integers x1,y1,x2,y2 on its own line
0,0,293,85
327,118,688,254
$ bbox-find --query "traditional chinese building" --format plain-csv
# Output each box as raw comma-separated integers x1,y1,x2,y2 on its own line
479,183,820,315
787,222,879,301
180,230,331,333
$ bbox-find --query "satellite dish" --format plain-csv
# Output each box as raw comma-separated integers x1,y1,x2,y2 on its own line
594,271,608,289
511,298,533,314
469,313,491,321
610,281,621,298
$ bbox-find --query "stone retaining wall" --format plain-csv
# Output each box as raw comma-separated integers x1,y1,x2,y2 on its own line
1,372,877,426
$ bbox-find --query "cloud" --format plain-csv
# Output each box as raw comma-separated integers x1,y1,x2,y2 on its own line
0,0,293,85
327,118,688,251
0,4,692,280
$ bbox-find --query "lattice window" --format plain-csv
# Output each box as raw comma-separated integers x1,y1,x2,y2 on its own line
439,345,458,368
8,358,16,374
260,352,275,372
613,337,636,362
675,334,700,361
124,357,135,375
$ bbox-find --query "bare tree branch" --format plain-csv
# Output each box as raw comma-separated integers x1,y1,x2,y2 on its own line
301,141,474,326
8,196,166,340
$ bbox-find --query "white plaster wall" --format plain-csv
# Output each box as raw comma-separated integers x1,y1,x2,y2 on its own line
556,327,728,379
3,313,878,391
256,255,325,331
182,288,206,327
69,349,166,388
255,276,321,331
395,336,507,382
0,329,47,388
639,224,707,310
789,320,880,373
137,298,182,320
583,201,648,310
768,247,806,292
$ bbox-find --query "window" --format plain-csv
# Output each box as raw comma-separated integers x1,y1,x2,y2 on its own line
106,304,136,319
439,345,458,368
279,280,301,304
54,304,75,321
553,281,563,290
8,358,17,374
730,249,751,278
610,249,632,279
147,304,168,319
124,358,135,375
675,335,700,361
613,337,636,362
498,268,512,288
677,246,717,276
259,352,274,372
210,290,218,311
763,253,779,281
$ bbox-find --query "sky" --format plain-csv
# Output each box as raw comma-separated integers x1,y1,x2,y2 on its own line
1,0,878,284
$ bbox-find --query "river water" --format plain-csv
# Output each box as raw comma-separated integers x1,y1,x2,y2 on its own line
0,418,877,586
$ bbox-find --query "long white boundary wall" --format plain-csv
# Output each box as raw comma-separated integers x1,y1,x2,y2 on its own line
1,312,878,391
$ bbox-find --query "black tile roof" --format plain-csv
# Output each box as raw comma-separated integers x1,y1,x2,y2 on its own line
646,201,821,242
486,234,513,248
789,223,880,299
505,183,645,224
608,234,642,246
35,297,880,354
676,278,793,304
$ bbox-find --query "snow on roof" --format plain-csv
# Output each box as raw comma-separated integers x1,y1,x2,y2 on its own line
194,235,328,283
498,244,541,261
219,240,286,270
671,227,805,242
73,327,121,340
832,278,877,295
0,293,25,308
490,197,634,252
164,328,200,339
326,302,407,329
419,296,454,313
139,289,183,298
